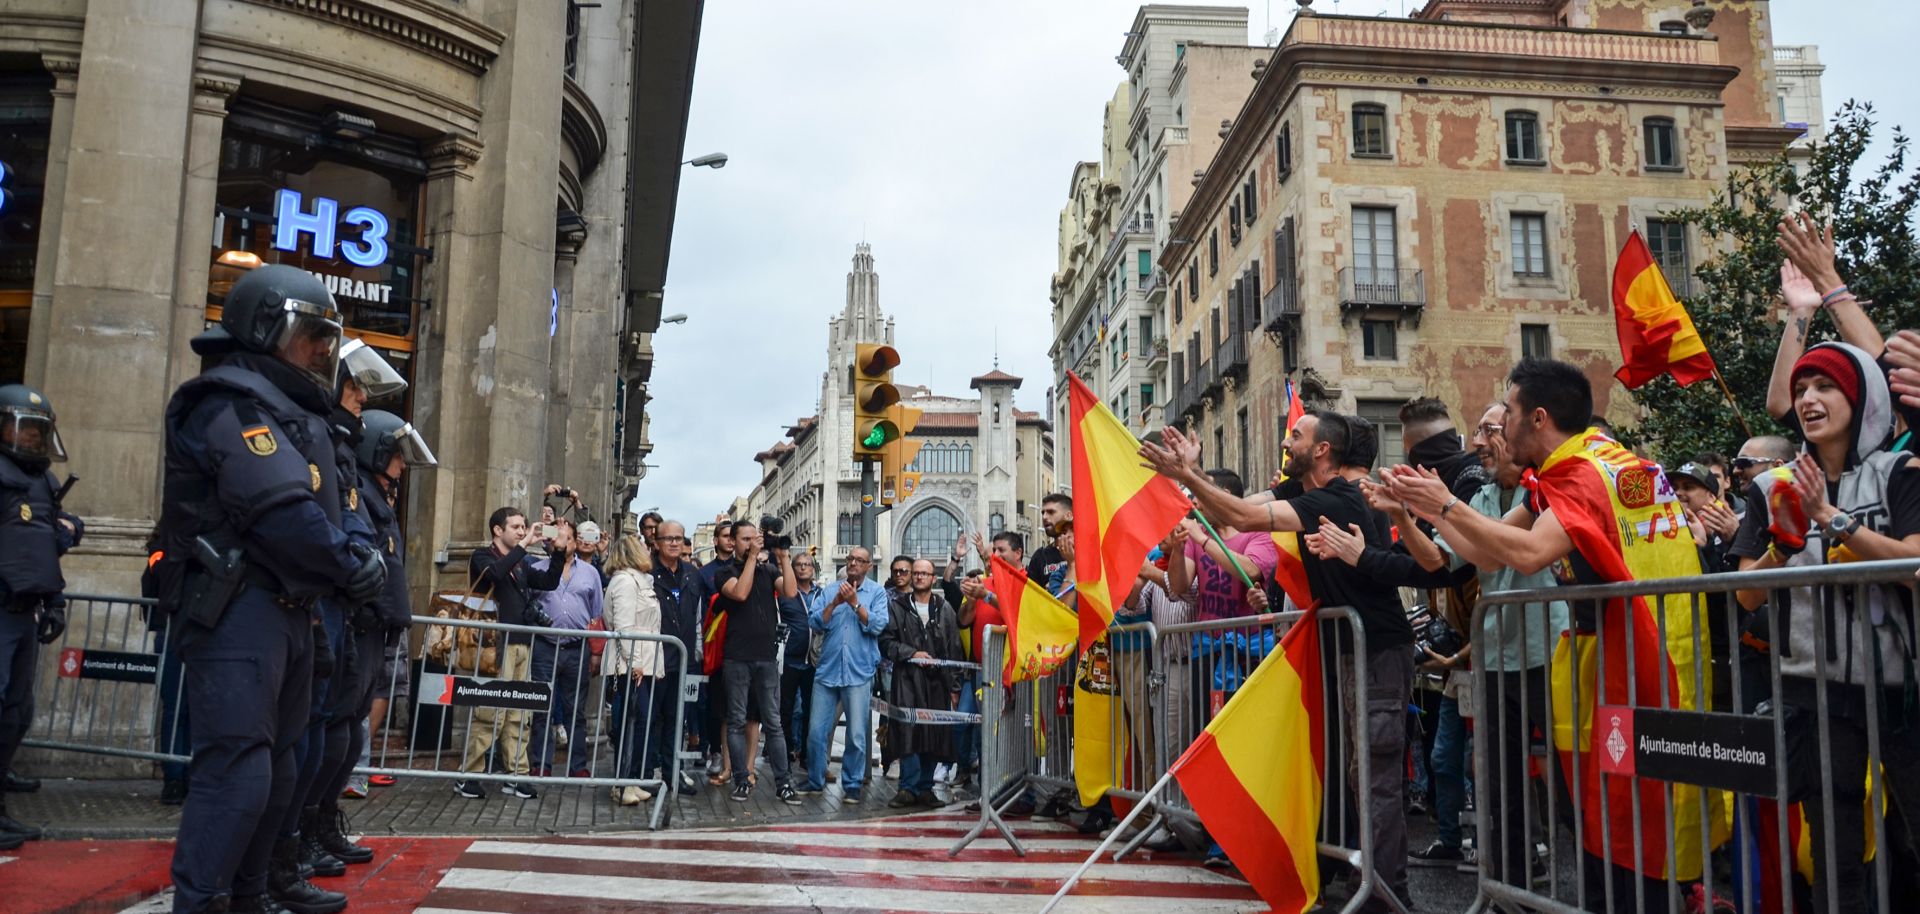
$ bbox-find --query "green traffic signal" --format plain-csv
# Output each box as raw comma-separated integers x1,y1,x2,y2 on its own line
862,426,887,448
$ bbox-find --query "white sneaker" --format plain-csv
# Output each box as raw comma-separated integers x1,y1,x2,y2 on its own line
934,763,955,785
618,785,651,806
554,725,569,749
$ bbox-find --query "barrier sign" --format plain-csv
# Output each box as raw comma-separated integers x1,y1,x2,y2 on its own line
420,674,553,713
1596,705,1777,796
56,648,160,684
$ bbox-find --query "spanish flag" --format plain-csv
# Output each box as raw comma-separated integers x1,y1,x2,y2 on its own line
986,554,1077,686
1270,530,1315,611
1278,379,1306,482
1171,607,1325,914
1068,371,1192,651
1612,229,1716,389
1535,429,1718,880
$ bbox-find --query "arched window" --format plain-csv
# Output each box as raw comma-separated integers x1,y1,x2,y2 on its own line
959,443,974,474
836,513,858,544
900,506,962,561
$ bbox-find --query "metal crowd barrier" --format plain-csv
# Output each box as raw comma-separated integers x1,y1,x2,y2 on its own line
1467,557,1920,914
24,596,689,831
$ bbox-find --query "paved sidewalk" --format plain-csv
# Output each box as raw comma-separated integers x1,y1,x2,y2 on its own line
8,762,932,840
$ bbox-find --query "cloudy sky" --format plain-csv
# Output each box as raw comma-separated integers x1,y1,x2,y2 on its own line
632,0,1915,527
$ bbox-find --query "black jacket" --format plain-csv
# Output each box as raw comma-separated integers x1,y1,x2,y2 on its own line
880,590,965,762
651,558,708,673
468,544,563,636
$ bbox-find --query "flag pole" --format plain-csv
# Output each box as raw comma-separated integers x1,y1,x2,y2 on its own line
1037,771,1176,914
1189,508,1256,590
1710,368,1755,439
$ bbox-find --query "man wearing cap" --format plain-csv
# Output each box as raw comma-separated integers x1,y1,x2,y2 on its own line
576,521,608,588
1670,461,1742,713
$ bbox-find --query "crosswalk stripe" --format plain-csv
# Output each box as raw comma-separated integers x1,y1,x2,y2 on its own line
465,839,1248,886
431,867,1264,913
522,829,1117,852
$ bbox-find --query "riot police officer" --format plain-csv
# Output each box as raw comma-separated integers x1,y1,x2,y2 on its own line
306,408,434,869
298,349,419,880
0,384,82,851
158,264,385,914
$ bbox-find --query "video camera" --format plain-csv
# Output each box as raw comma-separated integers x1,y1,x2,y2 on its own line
760,514,792,552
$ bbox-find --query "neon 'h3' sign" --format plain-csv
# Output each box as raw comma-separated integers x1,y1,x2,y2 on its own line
272,188,390,267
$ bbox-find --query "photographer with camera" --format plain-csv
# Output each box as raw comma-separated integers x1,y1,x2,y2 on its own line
713,520,801,804
453,507,565,801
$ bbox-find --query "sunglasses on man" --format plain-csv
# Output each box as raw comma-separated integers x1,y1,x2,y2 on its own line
1733,455,1784,472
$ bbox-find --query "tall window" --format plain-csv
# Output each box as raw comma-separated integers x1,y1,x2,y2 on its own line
1237,408,1252,484
1351,206,1398,289
1521,323,1552,360
900,506,962,561
1510,213,1549,277
1242,175,1258,222
1173,283,1184,324
1208,229,1219,276
1356,400,1405,470
1646,218,1690,294
1504,111,1541,162
1188,260,1199,293
837,513,859,544
1276,122,1294,180
1138,315,1153,354
1362,319,1396,360
1644,117,1679,170
1137,249,1151,281
1352,103,1389,157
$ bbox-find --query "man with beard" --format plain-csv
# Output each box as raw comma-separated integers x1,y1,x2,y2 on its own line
1381,359,1708,913
1142,410,1414,911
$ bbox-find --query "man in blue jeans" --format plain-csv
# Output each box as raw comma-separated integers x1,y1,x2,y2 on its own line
713,522,800,804
800,547,889,802
527,523,604,777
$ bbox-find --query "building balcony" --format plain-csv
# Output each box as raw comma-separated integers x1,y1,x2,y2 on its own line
1155,125,1189,153
1216,331,1250,382
1142,267,1165,302
1147,337,1169,370
1263,281,1301,331
1284,14,1721,68
1179,367,1207,420
1338,267,1426,325
1200,356,1223,398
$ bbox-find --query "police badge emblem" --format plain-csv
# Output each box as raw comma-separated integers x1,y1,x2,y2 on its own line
242,425,278,457
308,463,322,492
348,488,359,512
18,504,30,522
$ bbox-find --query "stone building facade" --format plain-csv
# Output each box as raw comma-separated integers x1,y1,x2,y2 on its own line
0,0,700,600
1157,1,1800,486
741,245,1054,575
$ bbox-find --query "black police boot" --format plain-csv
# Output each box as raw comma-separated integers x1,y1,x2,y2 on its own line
227,893,287,914
299,827,346,878
266,835,347,914
308,806,373,865
160,777,189,805
186,893,233,914
4,769,40,792
0,830,22,852
0,798,42,842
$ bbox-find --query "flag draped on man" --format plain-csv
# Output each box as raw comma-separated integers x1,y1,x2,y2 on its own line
1533,429,1718,880
1171,608,1326,914
1269,530,1315,611
986,554,1077,685
1611,229,1716,389
1067,371,1191,651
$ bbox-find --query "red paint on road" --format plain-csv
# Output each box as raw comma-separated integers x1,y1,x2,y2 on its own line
0,839,174,914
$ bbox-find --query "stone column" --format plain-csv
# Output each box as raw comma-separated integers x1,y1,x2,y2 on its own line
162,70,243,397
39,0,203,597
23,54,78,388
544,239,580,495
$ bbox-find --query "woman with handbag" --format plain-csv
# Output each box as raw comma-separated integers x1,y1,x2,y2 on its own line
602,535,662,806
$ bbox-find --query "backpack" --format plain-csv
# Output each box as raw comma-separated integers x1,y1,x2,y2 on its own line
425,589,501,677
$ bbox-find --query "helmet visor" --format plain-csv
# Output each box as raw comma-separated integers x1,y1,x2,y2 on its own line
0,411,65,463
341,339,409,402
393,421,438,468
271,298,344,393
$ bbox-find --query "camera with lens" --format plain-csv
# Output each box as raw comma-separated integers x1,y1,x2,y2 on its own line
760,514,792,551
1409,603,1465,659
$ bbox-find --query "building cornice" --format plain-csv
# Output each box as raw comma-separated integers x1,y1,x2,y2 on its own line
1162,15,1741,273
242,0,505,74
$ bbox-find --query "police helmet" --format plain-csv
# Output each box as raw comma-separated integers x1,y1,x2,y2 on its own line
194,264,344,393
0,384,66,468
339,338,408,403
356,409,437,477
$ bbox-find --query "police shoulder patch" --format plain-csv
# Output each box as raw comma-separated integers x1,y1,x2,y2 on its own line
308,463,322,493
18,504,30,522
348,487,359,512
242,425,278,457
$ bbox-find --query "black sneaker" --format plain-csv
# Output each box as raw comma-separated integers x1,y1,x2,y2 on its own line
452,780,485,800
1410,840,1465,867
502,781,538,800
160,778,188,806
842,789,862,804
777,783,801,805
794,784,824,796
730,782,751,802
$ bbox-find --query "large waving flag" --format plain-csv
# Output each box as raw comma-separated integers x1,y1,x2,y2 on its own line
1172,608,1325,914
986,554,1077,685
1277,379,1306,481
1612,230,1716,389
1068,371,1192,651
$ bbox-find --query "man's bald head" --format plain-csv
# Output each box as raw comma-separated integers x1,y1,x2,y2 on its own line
1398,397,1456,455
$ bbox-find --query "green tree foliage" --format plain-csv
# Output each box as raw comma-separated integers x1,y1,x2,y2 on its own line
1624,103,1920,462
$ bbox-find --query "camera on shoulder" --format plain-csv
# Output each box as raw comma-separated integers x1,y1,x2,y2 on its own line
760,514,792,551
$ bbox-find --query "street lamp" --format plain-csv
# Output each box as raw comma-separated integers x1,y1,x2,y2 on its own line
661,313,689,325
684,152,728,169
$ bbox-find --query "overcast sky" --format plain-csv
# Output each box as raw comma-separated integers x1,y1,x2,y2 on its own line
631,1,1916,528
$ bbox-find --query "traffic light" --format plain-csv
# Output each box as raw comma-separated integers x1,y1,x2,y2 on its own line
851,343,902,460
880,404,923,506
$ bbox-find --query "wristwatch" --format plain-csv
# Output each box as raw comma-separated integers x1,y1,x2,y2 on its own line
1828,511,1863,542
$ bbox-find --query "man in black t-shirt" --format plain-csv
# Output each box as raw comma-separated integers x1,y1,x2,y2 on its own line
713,521,801,804
1142,410,1414,909
1026,493,1072,581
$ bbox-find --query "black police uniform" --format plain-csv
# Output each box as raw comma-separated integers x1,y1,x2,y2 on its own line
0,437,80,843
163,354,367,914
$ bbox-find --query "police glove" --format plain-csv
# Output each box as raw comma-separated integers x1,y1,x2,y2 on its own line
344,544,387,604
36,604,66,645
312,619,334,680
